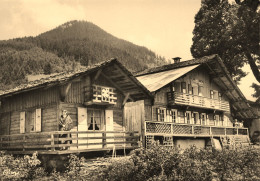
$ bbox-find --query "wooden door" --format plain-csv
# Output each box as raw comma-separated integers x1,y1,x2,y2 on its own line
77,107,88,149
105,110,114,148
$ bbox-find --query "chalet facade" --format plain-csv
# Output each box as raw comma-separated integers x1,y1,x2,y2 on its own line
0,59,152,154
128,54,256,149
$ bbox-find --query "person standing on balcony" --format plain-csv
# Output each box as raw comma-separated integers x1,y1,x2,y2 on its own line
59,110,73,150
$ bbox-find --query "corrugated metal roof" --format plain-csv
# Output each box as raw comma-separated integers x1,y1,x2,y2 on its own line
136,64,200,92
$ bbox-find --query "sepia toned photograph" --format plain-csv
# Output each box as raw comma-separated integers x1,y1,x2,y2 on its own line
0,0,259,180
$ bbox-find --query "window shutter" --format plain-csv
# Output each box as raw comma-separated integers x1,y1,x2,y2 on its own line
20,112,25,133
35,108,42,132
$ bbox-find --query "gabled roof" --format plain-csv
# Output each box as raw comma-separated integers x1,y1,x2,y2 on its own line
136,54,257,120
135,54,216,76
137,64,199,92
0,59,152,101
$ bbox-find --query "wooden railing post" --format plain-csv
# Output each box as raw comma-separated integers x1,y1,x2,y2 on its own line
224,128,227,136
51,133,55,151
0,136,3,149
130,132,134,147
23,135,26,151
209,127,212,135
236,128,239,135
102,132,106,148
191,125,194,135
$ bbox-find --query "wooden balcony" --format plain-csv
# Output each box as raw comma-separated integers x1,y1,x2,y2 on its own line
167,92,230,112
0,131,139,155
145,121,248,137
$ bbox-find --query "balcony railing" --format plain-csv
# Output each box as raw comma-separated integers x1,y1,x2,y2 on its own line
167,92,230,112
145,121,248,136
0,131,139,154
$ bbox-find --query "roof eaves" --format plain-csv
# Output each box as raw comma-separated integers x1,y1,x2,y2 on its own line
135,54,218,77
0,58,117,98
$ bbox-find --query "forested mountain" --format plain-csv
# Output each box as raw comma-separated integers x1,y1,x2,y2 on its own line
0,20,165,91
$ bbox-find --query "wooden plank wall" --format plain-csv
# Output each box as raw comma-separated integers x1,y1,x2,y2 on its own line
0,112,10,135
64,81,85,104
42,104,59,132
177,68,229,101
10,112,20,135
0,87,59,113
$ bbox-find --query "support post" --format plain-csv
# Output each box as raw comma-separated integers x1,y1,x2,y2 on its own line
102,132,106,148
23,135,26,151
51,133,55,151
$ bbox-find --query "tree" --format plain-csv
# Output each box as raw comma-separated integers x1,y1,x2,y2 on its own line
43,63,52,75
191,0,259,83
251,83,260,103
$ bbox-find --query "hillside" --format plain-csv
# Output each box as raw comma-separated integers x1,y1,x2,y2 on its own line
0,20,165,91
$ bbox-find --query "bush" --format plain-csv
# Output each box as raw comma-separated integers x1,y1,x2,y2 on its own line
49,154,86,181
0,151,46,180
90,142,260,181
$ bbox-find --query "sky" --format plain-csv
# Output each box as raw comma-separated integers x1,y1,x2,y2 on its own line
0,0,257,101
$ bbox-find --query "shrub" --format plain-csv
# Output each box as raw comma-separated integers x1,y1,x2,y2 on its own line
49,154,86,181
90,142,260,181
0,151,46,180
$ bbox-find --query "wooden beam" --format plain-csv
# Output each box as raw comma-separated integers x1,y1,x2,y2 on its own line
122,93,130,106
100,72,134,101
93,69,103,83
59,82,72,101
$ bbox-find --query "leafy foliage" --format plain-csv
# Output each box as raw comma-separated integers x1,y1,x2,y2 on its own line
191,0,259,83
0,20,166,91
251,83,260,102
0,151,46,180
0,42,82,90
90,142,260,181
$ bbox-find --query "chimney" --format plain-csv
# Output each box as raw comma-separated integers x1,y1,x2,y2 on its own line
172,57,181,63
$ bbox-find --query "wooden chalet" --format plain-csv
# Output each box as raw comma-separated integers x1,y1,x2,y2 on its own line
0,58,152,155
127,54,257,149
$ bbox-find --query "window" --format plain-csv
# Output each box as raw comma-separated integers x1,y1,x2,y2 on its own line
218,93,222,101
26,110,36,132
20,109,41,133
87,109,102,131
214,115,220,126
181,82,186,93
193,112,200,125
211,90,218,99
210,90,214,99
178,111,185,123
201,113,206,125
198,86,203,96
186,111,192,124
156,108,166,122
188,84,193,94
167,109,177,123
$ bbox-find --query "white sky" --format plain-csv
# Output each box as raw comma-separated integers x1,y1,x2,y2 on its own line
0,0,257,101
